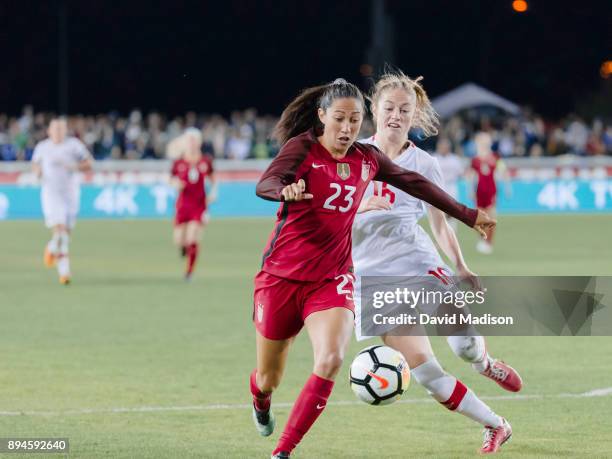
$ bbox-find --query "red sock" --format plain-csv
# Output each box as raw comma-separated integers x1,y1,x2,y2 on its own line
273,374,334,455
186,243,198,275
250,369,271,412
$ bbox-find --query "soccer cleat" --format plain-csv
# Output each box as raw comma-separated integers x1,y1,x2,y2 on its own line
481,359,523,392
59,276,71,285
252,403,275,437
44,248,56,267
271,452,290,459
476,240,493,254
480,418,512,454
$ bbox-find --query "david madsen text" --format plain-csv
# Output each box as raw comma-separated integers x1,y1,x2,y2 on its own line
370,288,514,326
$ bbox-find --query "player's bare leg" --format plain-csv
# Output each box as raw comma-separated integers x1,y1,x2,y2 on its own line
183,221,202,280
384,325,512,454
271,307,353,458
251,332,293,437
173,224,187,257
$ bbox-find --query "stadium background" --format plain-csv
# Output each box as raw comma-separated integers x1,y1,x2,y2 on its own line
1,0,611,458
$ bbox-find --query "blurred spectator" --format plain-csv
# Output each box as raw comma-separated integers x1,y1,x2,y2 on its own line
1,105,610,161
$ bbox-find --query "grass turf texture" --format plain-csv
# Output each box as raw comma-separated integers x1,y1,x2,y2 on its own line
1,214,612,458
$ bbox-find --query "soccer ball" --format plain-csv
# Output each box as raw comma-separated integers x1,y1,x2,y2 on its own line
349,345,410,405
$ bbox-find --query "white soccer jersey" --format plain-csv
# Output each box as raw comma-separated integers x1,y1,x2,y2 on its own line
32,137,89,191
434,153,464,199
352,137,454,340
32,137,90,228
352,137,449,277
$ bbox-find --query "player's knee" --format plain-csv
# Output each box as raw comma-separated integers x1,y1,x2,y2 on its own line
257,370,283,393
447,335,485,363
313,352,344,379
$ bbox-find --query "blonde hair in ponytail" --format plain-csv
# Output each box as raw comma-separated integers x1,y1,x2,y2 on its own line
369,71,439,138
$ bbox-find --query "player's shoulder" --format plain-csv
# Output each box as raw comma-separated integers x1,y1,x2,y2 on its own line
285,130,317,151
66,136,86,147
354,137,382,160
35,138,52,149
404,142,438,170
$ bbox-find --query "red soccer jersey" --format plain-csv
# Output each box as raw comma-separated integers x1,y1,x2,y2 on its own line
171,156,214,210
256,130,477,282
471,155,498,198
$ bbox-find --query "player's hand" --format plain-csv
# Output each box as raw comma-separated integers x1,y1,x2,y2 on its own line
281,179,313,202
473,209,496,239
206,193,217,205
357,195,391,213
456,265,482,290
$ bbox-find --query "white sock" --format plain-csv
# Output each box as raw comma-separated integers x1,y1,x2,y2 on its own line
58,231,70,255
57,256,71,277
56,232,71,277
446,335,491,372
411,357,502,428
47,233,61,255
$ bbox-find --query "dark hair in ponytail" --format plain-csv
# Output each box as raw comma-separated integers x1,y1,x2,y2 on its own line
272,78,365,145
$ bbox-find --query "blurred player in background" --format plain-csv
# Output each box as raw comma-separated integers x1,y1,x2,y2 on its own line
168,128,217,280
250,78,494,459
434,137,465,230
469,132,511,254
31,117,92,285
353,72,520,454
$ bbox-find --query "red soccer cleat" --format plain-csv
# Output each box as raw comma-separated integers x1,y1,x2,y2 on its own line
480,418,512,454
481,359,523,392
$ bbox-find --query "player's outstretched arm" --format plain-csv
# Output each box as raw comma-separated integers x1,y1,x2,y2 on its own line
256,135,311,201
427,207,480,289
207,173,219,205
372,148,479,227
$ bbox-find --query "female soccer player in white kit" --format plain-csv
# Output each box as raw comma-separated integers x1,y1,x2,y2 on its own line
352,73,521,454
32,117,92,284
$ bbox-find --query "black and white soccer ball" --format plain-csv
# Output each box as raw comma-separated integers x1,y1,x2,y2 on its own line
349,345,411,406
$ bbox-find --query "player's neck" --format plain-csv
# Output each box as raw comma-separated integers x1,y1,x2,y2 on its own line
317,137,349,160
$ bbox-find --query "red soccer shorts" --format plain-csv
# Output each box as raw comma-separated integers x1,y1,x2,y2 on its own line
476,191,496,209
253,270,355,340
174,205,206,225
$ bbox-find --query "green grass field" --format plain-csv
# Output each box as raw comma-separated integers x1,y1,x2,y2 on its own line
1,215,612,458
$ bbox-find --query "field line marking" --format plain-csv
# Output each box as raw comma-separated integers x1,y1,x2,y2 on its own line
1,387,611,417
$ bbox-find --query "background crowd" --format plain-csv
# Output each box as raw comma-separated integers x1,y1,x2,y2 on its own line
1,105,610,161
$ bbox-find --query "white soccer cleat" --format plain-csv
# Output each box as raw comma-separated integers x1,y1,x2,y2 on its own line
476,240,493,254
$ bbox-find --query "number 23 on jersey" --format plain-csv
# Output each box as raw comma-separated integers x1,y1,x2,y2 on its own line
323,183,356,212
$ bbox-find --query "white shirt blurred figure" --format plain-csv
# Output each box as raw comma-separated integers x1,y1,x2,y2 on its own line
31,117,92,284
434,138,465,230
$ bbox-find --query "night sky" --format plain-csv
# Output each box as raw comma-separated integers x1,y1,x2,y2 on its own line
1,0,610,118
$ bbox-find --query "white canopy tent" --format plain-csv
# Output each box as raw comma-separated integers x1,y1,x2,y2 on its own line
432,83,521,118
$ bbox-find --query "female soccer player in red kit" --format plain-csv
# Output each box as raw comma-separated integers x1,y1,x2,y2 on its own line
470,132,510,254
169,128,217,279
249,79,496,459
